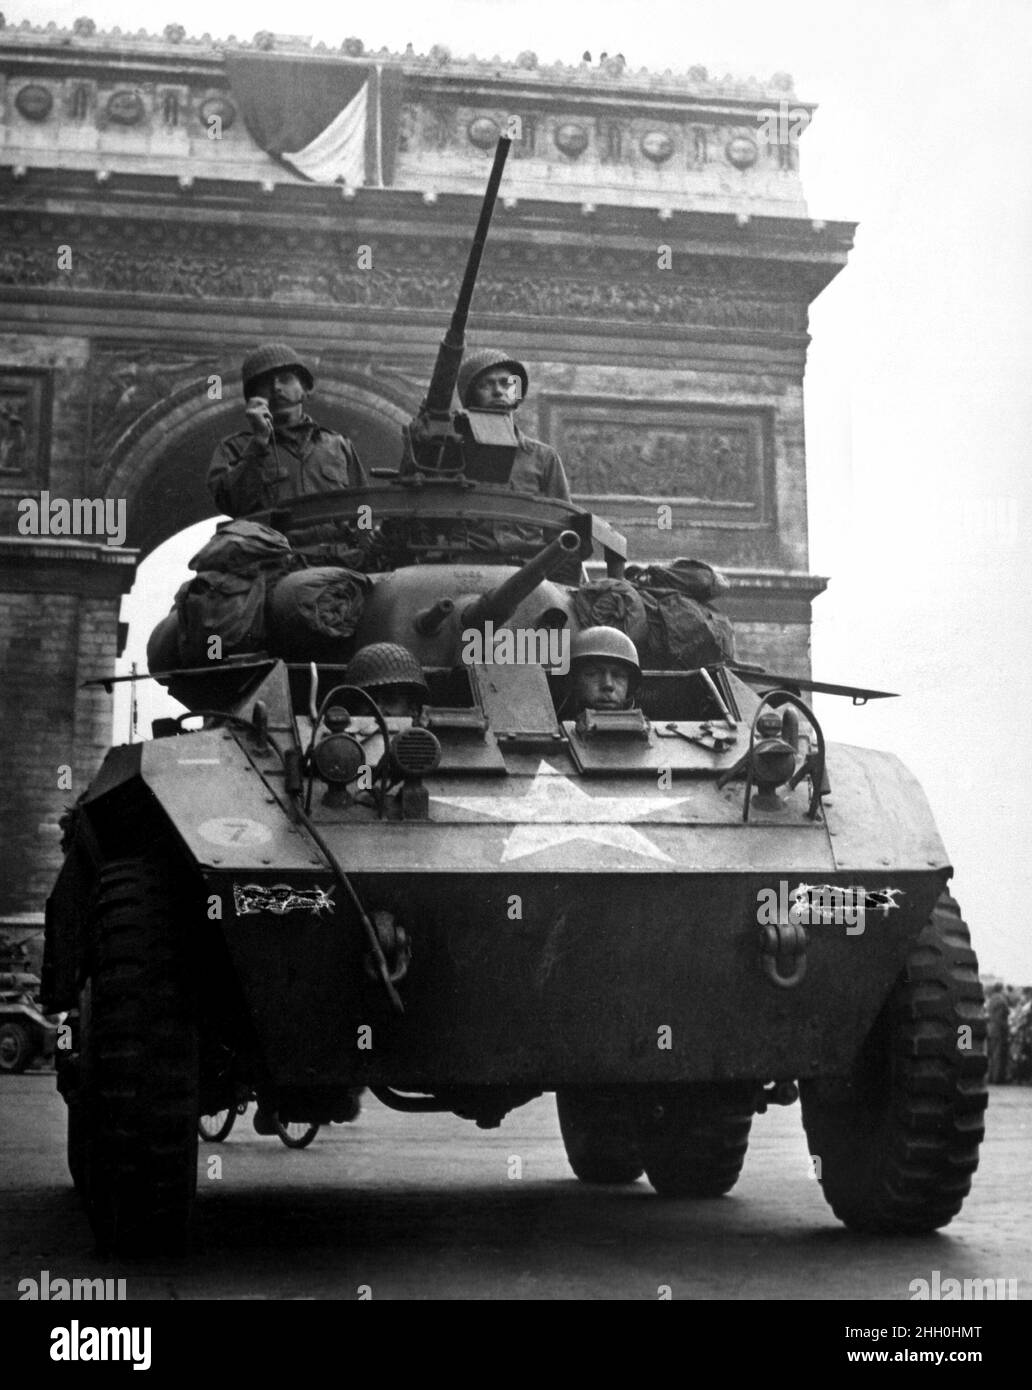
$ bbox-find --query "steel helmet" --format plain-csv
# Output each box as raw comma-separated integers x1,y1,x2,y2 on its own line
343,643,431,702
569,625,641,685
241,343,315,399
457,349,529,407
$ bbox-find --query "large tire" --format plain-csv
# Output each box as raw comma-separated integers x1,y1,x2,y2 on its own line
77,854,200,1254
0,1021,34,1073
639,1085,755,1198
556,1089,643,1184
799,893,988,1233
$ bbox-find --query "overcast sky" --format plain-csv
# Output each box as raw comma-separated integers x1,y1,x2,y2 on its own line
21,0,1030,979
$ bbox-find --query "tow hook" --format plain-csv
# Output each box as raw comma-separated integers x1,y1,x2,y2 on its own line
759,920,808,988
363,909,410,986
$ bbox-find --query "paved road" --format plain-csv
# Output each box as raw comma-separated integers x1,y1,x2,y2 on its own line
1,1075,1029,1301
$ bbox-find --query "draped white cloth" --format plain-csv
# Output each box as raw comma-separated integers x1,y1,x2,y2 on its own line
282,81,368,185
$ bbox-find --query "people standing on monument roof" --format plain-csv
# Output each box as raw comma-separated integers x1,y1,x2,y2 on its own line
207,344,367,517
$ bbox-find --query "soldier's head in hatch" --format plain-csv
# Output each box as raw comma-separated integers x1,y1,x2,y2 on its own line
240,343,315,427
568,626,641,712
343,643,431,718
457,349,529,413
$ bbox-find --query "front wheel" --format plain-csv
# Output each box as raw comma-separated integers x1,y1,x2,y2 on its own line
800,893,988,1233
77,853,200,1254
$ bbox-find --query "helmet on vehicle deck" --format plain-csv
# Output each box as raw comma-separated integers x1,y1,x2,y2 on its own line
343,643,431,702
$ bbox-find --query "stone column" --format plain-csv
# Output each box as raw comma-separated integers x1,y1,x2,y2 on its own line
0,538,137,920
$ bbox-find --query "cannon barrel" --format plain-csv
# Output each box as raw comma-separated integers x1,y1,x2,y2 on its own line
462,530,581,631
422,136,512,421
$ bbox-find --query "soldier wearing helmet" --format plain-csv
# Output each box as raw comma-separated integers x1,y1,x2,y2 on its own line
335,644,430,821
567,626,641,713
344,642,431,719
456,348,571,503
207,343,367,517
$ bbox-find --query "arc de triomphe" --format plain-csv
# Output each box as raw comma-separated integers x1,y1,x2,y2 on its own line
0,22,853,927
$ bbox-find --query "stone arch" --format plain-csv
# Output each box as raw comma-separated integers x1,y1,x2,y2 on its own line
104,371,413,561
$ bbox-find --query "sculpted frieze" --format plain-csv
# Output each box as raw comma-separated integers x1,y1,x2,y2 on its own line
87,345,220,470
557,420,757,502
0,237,807,334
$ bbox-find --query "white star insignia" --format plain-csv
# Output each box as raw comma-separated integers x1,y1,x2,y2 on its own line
431,760,687,864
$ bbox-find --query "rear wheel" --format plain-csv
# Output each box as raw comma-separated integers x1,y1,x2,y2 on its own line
639,1085,755,1198
556,1088,643,1184
275,1120,320,1150
800,893,988,1233
77,853,200,1254
0,1021,33,1073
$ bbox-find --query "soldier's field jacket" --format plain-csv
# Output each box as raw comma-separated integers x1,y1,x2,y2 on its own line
208,414,367,517
509,426,571,502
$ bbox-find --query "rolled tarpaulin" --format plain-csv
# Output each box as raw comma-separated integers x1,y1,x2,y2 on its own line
266,566,370,661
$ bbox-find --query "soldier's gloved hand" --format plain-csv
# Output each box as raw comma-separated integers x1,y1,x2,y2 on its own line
245,396,275,444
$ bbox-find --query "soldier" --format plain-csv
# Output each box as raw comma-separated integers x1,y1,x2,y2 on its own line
324,644,431,830
987,982,1010,1084
567,626,641,713
208,344,367,517
455,348,572,502
344,642,431,719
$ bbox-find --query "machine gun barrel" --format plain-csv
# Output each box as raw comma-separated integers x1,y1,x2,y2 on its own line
462,530,581,631
423,136,512,418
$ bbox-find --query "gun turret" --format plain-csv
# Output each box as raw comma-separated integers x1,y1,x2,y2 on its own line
408,137,513,474
462,530,581,631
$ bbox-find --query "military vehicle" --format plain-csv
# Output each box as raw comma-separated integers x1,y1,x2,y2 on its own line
44,138,987,1254
0,937,60,1074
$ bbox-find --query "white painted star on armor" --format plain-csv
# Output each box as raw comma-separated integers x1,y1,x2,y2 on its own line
430,760,688,864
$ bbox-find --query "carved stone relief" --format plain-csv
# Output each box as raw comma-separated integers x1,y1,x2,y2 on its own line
14,84,53,121
0,212,810,336
88,346,219,470
421,104,458,150
559,420,755,500
0,369,52,488
538,397,770,521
